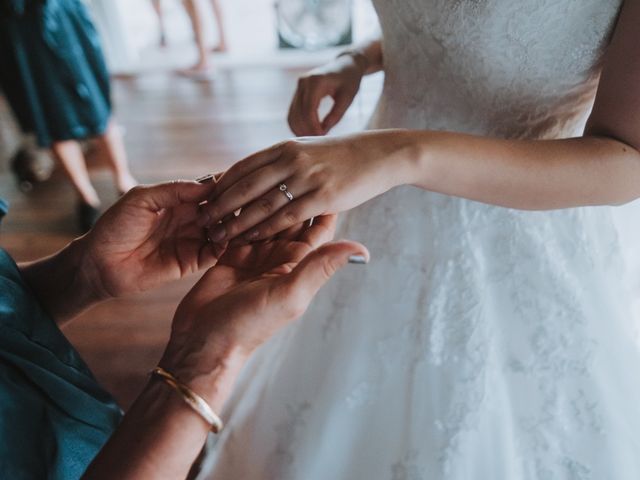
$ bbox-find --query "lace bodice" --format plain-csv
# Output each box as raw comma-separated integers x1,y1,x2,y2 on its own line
370,0,622,138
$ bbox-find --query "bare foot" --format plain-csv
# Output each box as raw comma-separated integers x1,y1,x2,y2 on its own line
175,61,214,79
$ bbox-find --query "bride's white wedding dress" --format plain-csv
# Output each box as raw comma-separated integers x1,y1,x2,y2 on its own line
200,1,640,478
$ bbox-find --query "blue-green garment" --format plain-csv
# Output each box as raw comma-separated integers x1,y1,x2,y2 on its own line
0,248,122,479
0,0,112,147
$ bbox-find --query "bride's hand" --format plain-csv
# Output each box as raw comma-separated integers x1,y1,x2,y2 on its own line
197,131,416,244
288,55,365,136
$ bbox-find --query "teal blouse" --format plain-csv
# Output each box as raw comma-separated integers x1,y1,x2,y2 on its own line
0,249,122,479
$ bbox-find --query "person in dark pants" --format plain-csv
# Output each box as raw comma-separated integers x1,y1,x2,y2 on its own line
0,0,137,231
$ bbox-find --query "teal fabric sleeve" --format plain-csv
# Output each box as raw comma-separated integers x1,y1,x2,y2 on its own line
0,249,122,479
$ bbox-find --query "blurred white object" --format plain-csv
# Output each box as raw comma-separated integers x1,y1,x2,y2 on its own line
276,0,352,50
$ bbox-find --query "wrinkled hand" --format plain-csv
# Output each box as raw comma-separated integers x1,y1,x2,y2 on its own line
161,215,369,393
171,215,337,336
288,55,365,136
81,180,221,299
197,130,413,244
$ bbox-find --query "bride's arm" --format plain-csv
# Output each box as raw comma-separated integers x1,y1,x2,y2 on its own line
197,0,640,241
405,0,640,210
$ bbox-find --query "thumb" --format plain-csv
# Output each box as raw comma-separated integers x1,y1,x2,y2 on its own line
283,240,370,302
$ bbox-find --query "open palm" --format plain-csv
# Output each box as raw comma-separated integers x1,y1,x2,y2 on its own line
173,215,338,333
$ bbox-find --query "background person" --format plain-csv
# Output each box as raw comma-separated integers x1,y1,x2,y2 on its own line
151,0,228,77
0,0,138,231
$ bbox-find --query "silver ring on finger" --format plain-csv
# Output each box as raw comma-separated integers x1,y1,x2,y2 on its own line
279,183,294,201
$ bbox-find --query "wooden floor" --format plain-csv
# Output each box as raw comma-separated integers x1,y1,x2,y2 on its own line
0,67,379,408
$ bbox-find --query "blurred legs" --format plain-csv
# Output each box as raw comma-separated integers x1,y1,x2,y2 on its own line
51,140,100,207
209,0,227,52
182,0,210,72
151,0,167,47
94,120,138,195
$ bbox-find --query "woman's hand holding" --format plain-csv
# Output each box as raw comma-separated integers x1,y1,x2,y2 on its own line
80,180,222,300
84,216,367,480
19,180,222,324
288,54,366,136
197,130,417,244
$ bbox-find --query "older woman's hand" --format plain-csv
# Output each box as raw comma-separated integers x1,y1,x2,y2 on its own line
83,215,368,480
160,215,368,407
81,180,221,300
19,180,223,324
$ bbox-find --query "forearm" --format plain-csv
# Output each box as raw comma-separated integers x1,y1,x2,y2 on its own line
82,381,210,480
83,345,246,480
391,130,640,210
18,236,105,326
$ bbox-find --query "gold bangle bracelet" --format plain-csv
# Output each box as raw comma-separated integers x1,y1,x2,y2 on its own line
151,367,224,434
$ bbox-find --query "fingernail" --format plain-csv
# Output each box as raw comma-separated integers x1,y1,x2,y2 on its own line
195,173,215,184
209,225,227,243
348,255,368,265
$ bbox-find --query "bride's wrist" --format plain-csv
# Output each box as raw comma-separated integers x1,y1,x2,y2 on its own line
366,129,425,189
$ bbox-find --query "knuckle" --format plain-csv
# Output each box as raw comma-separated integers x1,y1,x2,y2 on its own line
309,169,329,185
322,258,339,279
260,222,276,238
283,209,300,225
237,179,253,196
280,139,299,152
288,152,311,170
257,197,274,215
203,202,219,219
225,221,240,237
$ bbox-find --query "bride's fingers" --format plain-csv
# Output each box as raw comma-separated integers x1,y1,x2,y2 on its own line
239,192,326,243
212,143,285,200
322,89,355,133
205,181,315,243
288,88,307,136
300,86,324,136
198,161,292,227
